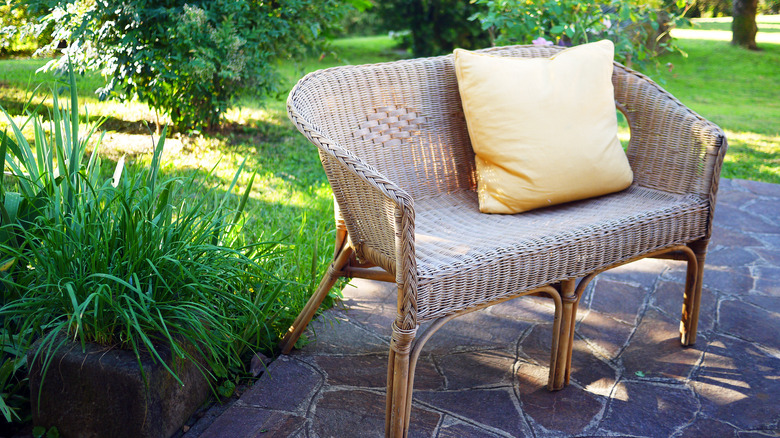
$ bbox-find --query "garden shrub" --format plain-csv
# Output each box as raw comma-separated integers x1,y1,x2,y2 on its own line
471,0,692,69
376,0,492,56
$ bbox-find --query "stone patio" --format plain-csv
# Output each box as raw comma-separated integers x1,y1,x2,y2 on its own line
192,178,780,437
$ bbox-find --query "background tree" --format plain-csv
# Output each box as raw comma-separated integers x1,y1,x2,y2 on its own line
375,0,491,57
16,0,361,131
732,0,759,49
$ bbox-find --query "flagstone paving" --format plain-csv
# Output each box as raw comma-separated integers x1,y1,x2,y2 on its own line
191,178,780,437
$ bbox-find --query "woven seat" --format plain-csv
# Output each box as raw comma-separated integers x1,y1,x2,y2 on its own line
280,44,727,438
413,186,708,320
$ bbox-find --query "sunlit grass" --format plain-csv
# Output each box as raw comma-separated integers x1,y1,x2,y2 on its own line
672,15,780,44
653,15,780,183
721,130,780,183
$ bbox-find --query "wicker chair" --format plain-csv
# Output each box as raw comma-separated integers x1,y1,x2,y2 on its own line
280,45,727,437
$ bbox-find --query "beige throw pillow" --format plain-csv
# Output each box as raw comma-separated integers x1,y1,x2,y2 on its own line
454,40,633,214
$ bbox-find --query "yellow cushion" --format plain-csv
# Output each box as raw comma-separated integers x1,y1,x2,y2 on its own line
454,40,633,214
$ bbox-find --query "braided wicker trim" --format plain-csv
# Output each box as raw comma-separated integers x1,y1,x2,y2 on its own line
390,322,418,354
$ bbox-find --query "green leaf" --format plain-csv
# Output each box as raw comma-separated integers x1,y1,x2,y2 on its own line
112,155,126,188
218,380,236,398
153,179,174,220
620,6,631,22
67,59,80,181
345,0,372,11
147,127,167,191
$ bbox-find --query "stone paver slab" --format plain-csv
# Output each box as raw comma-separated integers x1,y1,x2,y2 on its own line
713,203,780,234
734,178,780,197
313,389,440,438
710,225,763,248
487,295,557,323
437,350,515,390
240,356,322,411
515,363,604,436
620,309,706,381
436,418,505,437
600,381,698,437
576,309,635,360
199,407,305,438
755,266,780,296
414,388,529,437
302,315,388,355
718,299,780,349
691,335,780,432
314,354,443,391
652,280,717,333
706,246,760,268
676,417,739,438
588,278,647,324
422,310,533,354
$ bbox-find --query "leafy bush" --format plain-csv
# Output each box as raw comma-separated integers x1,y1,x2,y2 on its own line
375,0,491,56
0,66,285,421
20,0,355,131
471,0,692,69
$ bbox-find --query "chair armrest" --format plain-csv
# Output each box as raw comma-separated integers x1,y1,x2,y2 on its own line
287,102,420,328
613,64,727,210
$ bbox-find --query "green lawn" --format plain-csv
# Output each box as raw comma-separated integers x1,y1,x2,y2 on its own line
660,15,780,183
0,17,778,340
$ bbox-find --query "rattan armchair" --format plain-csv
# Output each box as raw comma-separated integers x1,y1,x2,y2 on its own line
280,44,727,438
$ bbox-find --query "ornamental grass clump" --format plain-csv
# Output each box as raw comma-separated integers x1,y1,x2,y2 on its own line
0,66,282,419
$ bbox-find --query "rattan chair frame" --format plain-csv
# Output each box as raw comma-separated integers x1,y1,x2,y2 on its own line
280,44,727,438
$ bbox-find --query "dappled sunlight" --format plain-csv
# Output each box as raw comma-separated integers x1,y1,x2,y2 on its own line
697,375,750,405
673,28,780,44
0,80,158,126
672,15,780,44
585,378,615,397
722,130,780,183
611,381,631,402
693,340,753,405
726,130,780,147
224,104,287,128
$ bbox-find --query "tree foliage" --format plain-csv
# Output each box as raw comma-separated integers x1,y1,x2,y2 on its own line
375,0,491,57
0,2,40,56
18,0,357,131
471,0,692,69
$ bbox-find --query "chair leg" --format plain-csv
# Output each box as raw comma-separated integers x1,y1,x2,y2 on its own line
552,279,578,390
278,244,353,354
386,324,416,438
681,240,707,346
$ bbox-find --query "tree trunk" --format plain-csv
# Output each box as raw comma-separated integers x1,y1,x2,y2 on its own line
732,0,759,50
